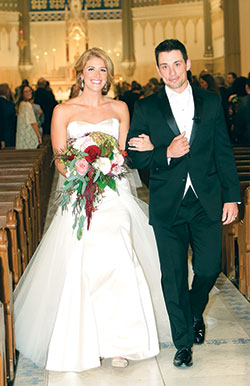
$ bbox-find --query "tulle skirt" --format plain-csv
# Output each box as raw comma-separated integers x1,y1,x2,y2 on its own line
14,176,171,372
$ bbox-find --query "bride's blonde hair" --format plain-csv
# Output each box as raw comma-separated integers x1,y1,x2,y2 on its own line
74,47,114,95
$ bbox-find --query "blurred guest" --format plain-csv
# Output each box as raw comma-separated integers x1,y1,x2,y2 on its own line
0,83,17,148
45,80,58,103
227,77,247,143
231,77,250,145
199,69,209,77
214,75,229,120
227,72,237,87
120,81,142,120
31,98,44,136
199,74,219,94
34,77,57,135
214,75,227,96
187,71,200,88
143,77,161,97
15,85,42,149
229,76,248,98
226,72,238,99
14,79,29,102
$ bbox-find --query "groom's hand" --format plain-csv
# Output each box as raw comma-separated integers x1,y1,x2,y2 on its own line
222,202,239,225
167,132,190,158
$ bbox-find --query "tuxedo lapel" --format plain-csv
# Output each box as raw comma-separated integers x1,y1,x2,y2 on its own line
190,87,203,146
157,88,180,136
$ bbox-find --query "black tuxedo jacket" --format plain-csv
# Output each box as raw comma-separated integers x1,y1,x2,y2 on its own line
127,86,241,228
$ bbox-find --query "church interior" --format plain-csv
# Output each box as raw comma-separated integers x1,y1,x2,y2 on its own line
0,0,250,99
0,1,250,385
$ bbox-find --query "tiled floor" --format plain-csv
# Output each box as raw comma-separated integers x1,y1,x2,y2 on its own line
14,174,250,386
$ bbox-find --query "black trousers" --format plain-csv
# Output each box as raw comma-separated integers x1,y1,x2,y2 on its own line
153,188,222,349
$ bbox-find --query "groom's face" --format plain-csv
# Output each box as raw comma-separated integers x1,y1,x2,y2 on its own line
157,49,191,93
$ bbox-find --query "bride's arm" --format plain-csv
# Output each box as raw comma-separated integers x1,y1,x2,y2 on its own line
116,101,130,151
51,104,68,177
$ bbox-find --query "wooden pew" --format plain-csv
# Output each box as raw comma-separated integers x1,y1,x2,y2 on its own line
222,179,250,281
233,147,250,154
0,210,21,288
0,187,32,264
0,145,54,238
0,197,27,273
222,145,250,283
0,229,15,382
238,187,250,300
0,165,39,247
234,154,250,160
0,302,7,386
0,181,36,255
235,160,250,165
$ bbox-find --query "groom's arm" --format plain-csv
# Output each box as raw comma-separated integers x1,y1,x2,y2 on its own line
127,100,190,170
213,95,241,203
126,101,155,169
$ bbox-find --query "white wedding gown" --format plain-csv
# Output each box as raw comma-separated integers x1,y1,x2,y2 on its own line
14,118,171,373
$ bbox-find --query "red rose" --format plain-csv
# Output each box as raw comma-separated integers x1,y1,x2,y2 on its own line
68,153,75,161
85,145,101,163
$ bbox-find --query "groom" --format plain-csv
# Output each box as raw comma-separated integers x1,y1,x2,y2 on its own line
127,39,240,367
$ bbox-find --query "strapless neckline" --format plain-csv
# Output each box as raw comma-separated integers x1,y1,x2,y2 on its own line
67,117,119,129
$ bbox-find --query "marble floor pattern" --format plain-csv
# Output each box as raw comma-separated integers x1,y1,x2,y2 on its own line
13,175,250,386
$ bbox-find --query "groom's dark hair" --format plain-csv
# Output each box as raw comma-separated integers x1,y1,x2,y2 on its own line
155,39,188,66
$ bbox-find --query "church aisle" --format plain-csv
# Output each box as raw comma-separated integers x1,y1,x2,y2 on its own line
13,177,250,386
47,273,250,386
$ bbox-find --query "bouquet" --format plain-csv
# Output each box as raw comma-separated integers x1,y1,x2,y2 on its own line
56,132,127,240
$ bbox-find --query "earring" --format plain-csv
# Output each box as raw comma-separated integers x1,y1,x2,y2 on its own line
102,81,108,92
81,78,84,89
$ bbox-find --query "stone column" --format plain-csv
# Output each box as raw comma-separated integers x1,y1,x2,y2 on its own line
223,0,241,76
121,0,136,78
203,0,214,73
18,0,33,81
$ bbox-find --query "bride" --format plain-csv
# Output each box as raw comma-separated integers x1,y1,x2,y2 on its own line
14,47,170,373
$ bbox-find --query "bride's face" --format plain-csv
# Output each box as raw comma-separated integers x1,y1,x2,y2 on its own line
82,56,108,92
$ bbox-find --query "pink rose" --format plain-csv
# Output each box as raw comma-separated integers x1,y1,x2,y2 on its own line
75,159,89,175
81,137,96,151
73,136,96,151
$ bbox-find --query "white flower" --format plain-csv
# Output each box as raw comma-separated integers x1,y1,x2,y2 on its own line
65,168,70,178
94,157,112,175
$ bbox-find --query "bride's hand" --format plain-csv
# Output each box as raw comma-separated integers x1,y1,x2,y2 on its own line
128,134,154,151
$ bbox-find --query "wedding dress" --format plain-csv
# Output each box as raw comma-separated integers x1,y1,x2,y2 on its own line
14,118,171,373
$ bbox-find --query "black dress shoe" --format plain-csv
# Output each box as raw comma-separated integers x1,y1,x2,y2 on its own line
173,347,193,367
193,317,205,344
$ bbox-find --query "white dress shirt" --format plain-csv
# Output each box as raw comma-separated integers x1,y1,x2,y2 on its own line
165,83,197,197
